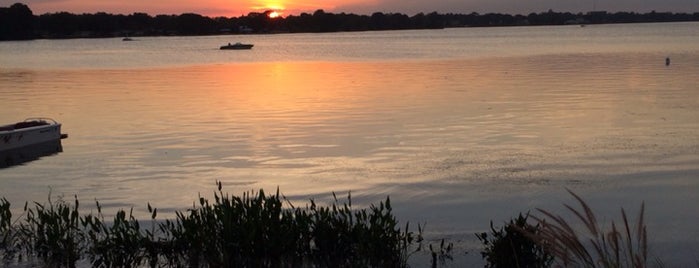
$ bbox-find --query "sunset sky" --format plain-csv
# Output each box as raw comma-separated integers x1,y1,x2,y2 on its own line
2,0,698,17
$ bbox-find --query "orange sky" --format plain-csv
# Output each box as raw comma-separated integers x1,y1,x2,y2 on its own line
3,0,698,17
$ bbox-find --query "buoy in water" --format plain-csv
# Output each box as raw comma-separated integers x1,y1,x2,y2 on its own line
665,57,670,66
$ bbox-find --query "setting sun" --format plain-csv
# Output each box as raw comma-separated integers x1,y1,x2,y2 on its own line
268,11,282,18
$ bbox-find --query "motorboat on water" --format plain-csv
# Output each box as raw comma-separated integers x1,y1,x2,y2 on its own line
0,118,67,152
220,42,254,50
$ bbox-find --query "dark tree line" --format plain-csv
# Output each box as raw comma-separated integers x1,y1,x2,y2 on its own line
2,2,699,40
1,3,35,40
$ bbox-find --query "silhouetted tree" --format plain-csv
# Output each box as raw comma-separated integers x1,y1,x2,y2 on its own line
425,12,445,29
369,12,387,30
153,14,177,35
0,3,35,40
36,12,81,38
176,13,216,35
2,2,699,41
123,12,154,34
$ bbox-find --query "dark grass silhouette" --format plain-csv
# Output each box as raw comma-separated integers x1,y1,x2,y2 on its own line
0,182,424,267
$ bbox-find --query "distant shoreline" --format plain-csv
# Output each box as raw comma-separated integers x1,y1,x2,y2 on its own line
2,2,699,41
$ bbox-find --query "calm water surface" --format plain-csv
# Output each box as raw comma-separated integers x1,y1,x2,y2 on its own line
2,22,699,265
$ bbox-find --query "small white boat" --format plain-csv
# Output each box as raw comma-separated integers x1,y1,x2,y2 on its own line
220,42,254,50
0,118,66,151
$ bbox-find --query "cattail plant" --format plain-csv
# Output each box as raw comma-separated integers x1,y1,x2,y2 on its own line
16,195,85,267
82,201,151,267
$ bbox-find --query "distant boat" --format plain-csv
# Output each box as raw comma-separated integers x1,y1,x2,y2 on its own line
1,118,67,152
220,42,254,50
123,37,134,41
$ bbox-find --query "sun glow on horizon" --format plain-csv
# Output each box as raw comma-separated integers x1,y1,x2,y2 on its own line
268,11,282,18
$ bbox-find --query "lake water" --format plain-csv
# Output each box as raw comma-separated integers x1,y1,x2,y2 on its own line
2,22,699,265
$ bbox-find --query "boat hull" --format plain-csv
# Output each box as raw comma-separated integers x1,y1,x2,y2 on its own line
0,123,62,151
0,139,63,169
220,44,254,50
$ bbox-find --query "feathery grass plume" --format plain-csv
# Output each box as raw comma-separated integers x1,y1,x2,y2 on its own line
528,189,649,268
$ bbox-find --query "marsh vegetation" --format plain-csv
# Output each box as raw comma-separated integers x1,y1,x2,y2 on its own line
0,184,655,267
476,189,652,268
0,182,449,267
